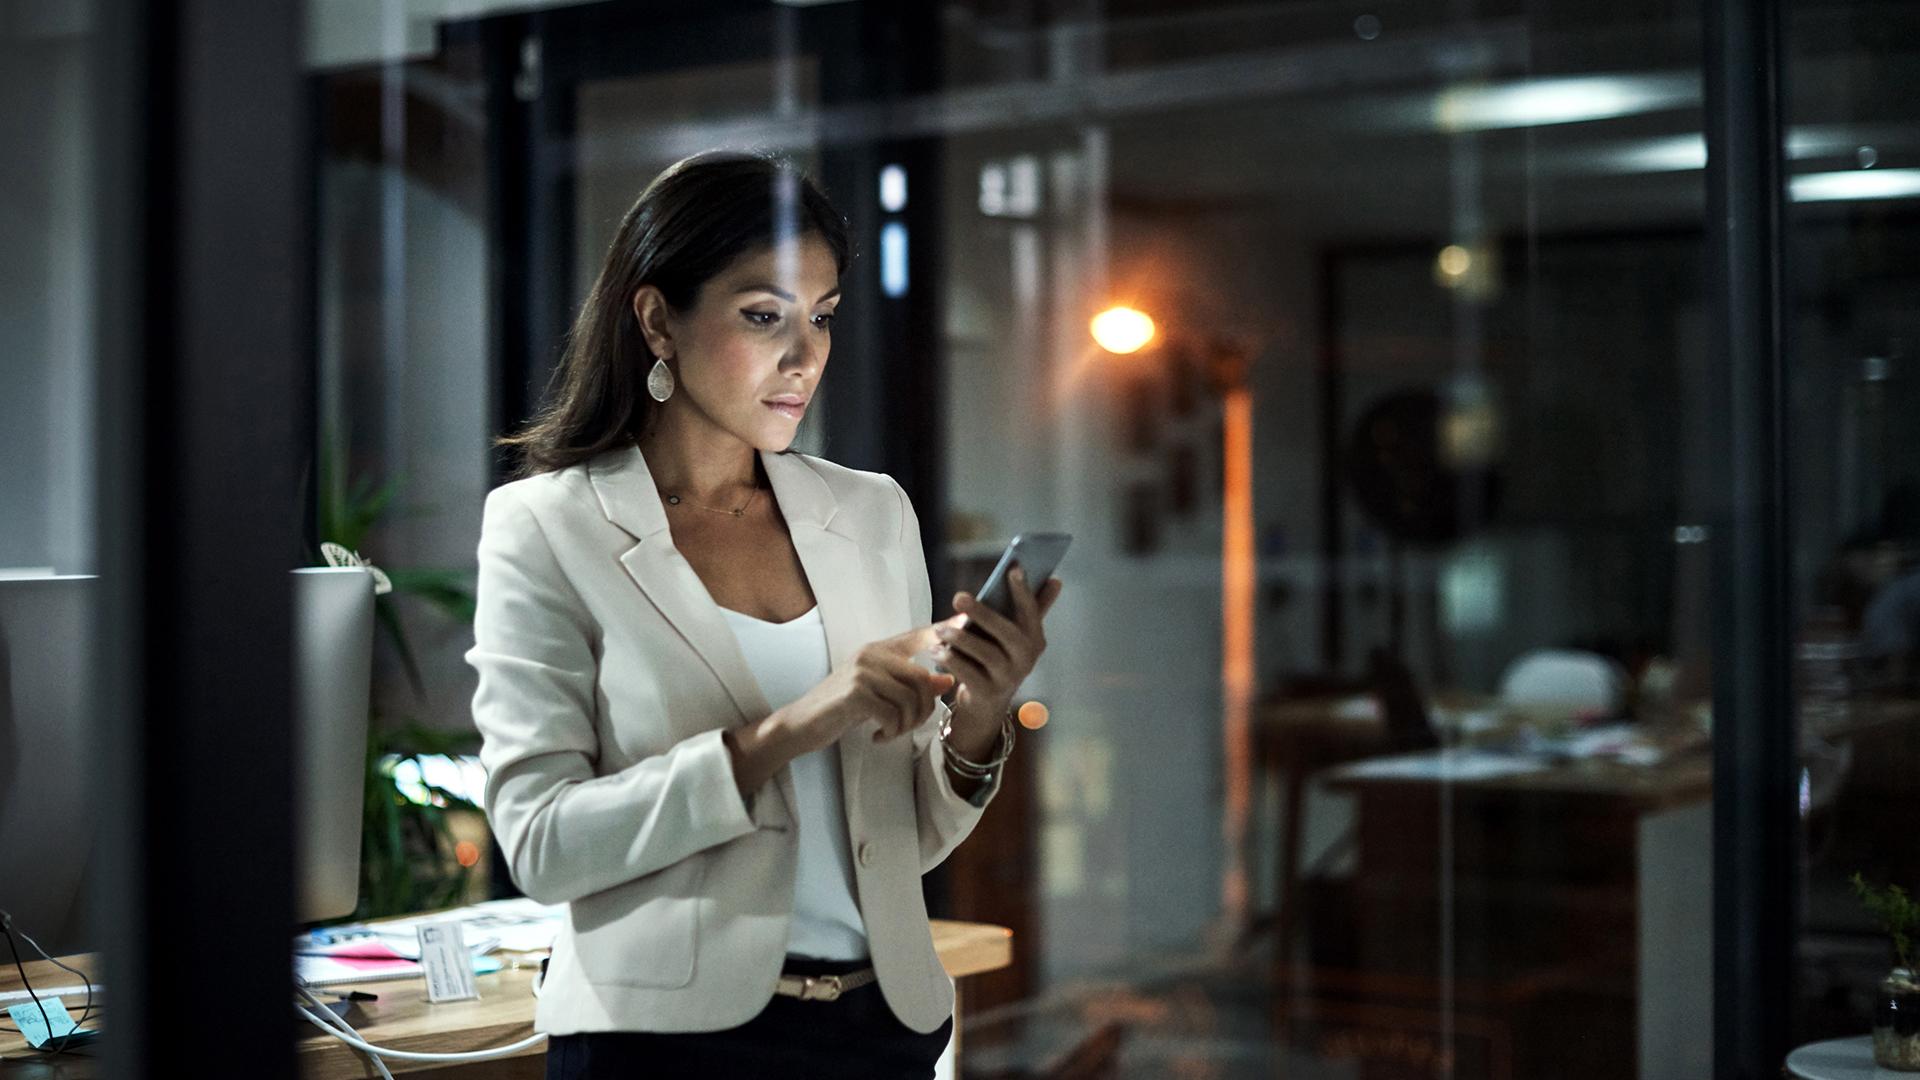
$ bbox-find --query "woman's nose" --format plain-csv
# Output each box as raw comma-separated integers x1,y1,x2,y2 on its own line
784,329,827,371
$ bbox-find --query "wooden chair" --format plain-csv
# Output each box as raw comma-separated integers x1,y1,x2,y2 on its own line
1243,652,1429,960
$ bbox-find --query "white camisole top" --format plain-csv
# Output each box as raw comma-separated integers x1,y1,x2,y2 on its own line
717,603,871,961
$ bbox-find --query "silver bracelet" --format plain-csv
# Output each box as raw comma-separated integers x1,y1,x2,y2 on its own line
939,705,1015,778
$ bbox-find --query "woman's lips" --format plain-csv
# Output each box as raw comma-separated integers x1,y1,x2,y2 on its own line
765,401,805,419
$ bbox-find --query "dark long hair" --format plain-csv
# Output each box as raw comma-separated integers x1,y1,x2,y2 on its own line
498,150,851,478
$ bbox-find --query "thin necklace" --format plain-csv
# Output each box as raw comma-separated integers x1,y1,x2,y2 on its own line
667,485,762,518
637,435,764,518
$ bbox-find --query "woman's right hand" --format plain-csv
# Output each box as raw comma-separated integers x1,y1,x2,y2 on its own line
774,618,962,755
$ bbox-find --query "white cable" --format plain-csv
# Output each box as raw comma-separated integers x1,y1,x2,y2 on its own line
294,985,395,1080
294,1004,546,1062
296,985,394,1080
291,980,546,1063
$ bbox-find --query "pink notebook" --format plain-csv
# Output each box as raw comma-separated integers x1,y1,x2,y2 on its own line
295,940,504,987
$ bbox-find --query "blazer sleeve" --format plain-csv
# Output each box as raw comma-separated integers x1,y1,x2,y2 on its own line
465,485,759,905
891,475,1004,875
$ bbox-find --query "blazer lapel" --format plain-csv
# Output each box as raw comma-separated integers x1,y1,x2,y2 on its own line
592,444,771,726
759,452,883,831
588,444,881,824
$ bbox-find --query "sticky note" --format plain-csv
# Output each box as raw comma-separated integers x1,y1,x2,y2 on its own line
8,997,99,1050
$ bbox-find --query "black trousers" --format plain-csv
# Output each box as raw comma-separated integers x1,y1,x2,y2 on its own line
544,955,953,1080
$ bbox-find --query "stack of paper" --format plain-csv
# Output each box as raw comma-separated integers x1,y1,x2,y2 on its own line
293,898,565,987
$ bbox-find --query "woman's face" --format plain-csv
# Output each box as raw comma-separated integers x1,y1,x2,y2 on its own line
643,232,841,452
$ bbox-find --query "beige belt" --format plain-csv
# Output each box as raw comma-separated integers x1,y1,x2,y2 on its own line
773,967,877,1002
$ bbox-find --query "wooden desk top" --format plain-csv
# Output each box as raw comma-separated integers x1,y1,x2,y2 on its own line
1258,692,1718,812
0,918,1012,1078
1299,693,1917,812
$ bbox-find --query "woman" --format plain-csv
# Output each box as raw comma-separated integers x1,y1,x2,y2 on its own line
467,150,1062,1079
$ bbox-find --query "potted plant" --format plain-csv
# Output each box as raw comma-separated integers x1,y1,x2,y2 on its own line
1851,872,1920,1070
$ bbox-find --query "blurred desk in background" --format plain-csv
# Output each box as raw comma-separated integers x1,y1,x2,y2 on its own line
1290,740,1712,1080
1248,691,1503,961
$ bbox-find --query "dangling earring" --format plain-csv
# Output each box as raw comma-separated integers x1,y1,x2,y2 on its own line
647,356,675,402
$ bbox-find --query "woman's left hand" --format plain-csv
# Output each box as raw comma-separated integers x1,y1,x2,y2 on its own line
933,563,1063,722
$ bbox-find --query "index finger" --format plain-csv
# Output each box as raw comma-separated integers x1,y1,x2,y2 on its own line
884,618,961,657
872,648,955,738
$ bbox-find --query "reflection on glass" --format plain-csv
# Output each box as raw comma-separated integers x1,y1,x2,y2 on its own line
1787,0,1920,1065
272,0,1908,1075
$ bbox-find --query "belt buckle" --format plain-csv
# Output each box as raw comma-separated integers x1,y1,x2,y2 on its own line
798,974,842,1002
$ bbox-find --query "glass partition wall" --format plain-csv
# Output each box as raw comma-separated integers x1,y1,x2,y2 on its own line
934,5,1719,1077
1784,0,1920,1066
23,0,1917,1074
292,0,1903,1076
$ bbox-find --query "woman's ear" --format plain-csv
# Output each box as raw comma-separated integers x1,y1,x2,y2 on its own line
631,285,675,360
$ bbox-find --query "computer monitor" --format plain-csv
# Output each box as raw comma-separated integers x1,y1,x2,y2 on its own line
291,567,375,925
0,575,98,958
0,568,375,958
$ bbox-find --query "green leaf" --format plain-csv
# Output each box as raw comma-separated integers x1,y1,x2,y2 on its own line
316,440,487,921
384,568,478,625
373,598,427,701
1851,872,1920,970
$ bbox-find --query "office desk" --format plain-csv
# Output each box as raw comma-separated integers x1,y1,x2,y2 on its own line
0,919,1013,1078
1294,744,1712,1080
1248,691,1500,959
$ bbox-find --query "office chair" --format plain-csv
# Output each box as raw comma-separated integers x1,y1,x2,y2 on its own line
1496,648,1628,719
1369,647,1438,751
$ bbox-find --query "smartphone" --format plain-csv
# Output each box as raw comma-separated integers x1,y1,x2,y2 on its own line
920,532,1072,679
970,532,1072,619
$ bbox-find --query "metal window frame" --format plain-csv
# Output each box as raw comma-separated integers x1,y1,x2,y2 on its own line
1704,0,1798,1076
92,0,307,1074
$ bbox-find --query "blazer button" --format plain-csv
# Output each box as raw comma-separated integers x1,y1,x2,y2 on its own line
857,841,875,868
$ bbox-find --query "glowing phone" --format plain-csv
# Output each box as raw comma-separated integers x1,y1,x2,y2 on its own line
970,532,1072,620
920,532,1072,679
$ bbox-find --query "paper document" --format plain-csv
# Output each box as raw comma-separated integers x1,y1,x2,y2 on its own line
296,898,565,965
294,949,503,988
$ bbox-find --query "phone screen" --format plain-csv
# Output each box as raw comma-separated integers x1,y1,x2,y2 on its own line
922,532,1072,678
972,532,1072,619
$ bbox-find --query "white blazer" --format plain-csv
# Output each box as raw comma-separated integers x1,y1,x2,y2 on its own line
465,442,1001,1037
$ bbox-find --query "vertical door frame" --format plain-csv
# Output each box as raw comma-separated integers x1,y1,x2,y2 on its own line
1704,0,1797,1075
96,0,308,1074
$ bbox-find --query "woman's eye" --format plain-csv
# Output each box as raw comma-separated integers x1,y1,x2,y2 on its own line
742,310,780,327
812,313,836,330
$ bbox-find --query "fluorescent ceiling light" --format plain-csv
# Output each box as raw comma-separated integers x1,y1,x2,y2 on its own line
1790,169,1920,203
1603,134,1708,173
880,222,909,297
879,164,908,212
1432,74,1696,132
1589,127,1902,176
